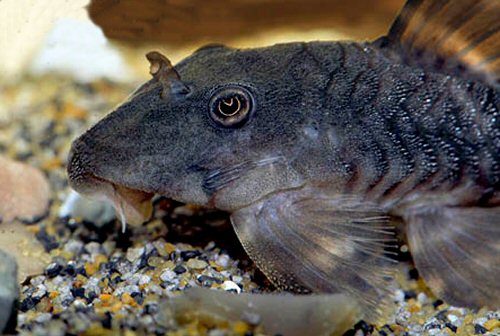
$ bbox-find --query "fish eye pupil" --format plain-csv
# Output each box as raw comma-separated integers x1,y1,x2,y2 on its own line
218,96,241,116
209,86,254,128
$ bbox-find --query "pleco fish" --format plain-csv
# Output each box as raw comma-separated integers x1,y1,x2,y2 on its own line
68,0,499,321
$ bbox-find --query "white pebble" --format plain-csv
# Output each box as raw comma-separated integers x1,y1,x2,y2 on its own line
160,269,177,283
222,280,241,293
35,313,52,323
394,289,405,303
215,254,230,267
64,239,84,254
417,292,427,304
447,314,459,323
138,275,151,286
231,275,243,284
126,247,145,262
474,317,487,326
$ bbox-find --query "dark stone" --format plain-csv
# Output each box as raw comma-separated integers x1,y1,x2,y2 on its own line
434,309,448,321
173,265,187,274
404,290,417,300
474,324,488,334
101,312,112,329
35,229,60,252
432,299,444,308
408,268,419,280
86,291,98,303
71,287,86,299
180,250,201,260
45,262,64,278
445,322,457,332
19,296,41,312
354,320,374,333
197,275,223,287
75,267,87,277
112,275,123,285
131,292,144,305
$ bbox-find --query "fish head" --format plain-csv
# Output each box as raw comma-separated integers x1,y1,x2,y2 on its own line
67,44,315,224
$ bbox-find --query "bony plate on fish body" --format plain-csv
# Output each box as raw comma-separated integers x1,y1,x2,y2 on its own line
68,0,500,324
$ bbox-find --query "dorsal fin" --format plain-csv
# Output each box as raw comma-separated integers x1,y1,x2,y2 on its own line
385,0,500,87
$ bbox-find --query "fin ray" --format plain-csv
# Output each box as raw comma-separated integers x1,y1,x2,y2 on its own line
231,186,397,320
385,0,500,86
406,206,500,308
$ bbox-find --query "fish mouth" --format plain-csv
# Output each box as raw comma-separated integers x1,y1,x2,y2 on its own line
67,140,155,231
69,173,155,232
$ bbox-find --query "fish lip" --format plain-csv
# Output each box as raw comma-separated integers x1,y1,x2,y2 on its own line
67,139,155,226
68,169,155,227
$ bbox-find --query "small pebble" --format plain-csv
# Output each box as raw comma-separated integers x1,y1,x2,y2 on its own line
173,265,187,274
475,324,488,334
160,269,177,283
222,280,241,293
126,247,145,263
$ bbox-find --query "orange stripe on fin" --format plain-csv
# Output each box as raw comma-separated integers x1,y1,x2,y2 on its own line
385,0,500,87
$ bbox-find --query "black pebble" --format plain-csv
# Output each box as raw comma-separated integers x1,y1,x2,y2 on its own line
180,250,201,260
197,275,223,287
354,320,374,333
45,262,64,278
112,275,123,285
131,292,144,305
408,268,419,280
101,312,112,329
86,291,98,303
445,322,457,332
71,287,85,299
404,290,417,300
434,309,448,321
173,265,187,274
63,263,76,276
19,297,41,312
432,299,444,308
35,230,59,252
474,324,488,334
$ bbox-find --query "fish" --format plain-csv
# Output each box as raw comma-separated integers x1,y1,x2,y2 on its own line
67,0,500,319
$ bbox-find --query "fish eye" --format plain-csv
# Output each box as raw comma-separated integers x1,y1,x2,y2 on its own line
209,85,254,128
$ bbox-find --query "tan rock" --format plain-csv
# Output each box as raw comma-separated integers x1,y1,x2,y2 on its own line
0,222,51,281
0,156,50,223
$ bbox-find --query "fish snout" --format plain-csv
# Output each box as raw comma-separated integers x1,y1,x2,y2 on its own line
67,138,97,195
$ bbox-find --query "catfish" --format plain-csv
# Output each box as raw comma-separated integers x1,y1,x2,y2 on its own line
68,0,500,318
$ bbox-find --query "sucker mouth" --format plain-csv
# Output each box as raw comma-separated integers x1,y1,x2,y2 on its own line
70,173,154,232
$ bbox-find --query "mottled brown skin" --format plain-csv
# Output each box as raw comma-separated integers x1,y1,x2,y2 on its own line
68,0,499,319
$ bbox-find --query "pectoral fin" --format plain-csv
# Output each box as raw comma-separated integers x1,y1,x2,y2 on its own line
230,186,397,320
406,206,500,308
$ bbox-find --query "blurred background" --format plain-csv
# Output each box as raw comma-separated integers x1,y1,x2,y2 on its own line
0,0,404,84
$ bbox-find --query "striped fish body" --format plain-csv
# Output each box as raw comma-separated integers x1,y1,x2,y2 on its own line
290,42,499,211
